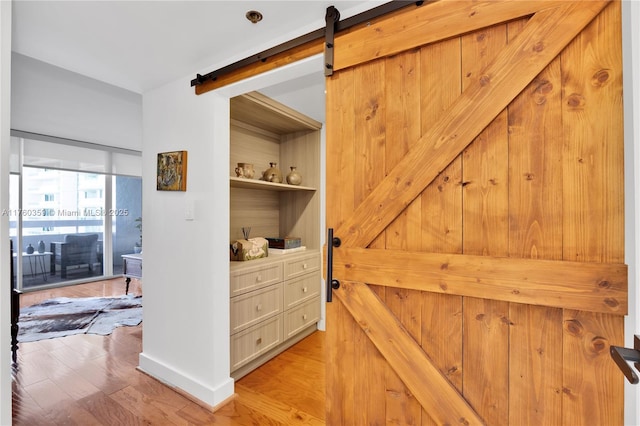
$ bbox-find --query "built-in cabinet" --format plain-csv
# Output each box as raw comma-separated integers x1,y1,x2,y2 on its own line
229,92,322,379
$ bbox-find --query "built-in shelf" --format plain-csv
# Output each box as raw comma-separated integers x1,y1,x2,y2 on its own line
229,91,322,380
230,177,316,192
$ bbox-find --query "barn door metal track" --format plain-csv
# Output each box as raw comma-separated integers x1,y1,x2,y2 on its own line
190,1,425,87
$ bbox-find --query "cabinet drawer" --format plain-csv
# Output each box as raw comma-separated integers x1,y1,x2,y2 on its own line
283,253,320,280
230,315,282,372
230,262,283,297
284,273,320,310
230,283,282,334
284,298,320,339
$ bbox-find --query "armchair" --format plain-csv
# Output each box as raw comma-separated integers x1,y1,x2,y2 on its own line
50,233,102,278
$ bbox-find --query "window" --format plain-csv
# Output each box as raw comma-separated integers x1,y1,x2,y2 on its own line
84,189,103,199
10,131,142,291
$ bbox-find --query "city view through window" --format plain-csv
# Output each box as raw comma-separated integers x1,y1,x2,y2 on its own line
8,167,142,290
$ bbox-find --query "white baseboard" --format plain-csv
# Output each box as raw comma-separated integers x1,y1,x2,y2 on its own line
138,352,234,409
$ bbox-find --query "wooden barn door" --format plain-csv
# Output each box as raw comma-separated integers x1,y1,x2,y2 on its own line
324,1,627,424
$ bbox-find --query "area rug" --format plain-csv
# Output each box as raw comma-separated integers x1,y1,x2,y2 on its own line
18,295,143,343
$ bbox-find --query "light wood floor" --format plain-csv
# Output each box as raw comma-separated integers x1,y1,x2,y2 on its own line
12,278,326,425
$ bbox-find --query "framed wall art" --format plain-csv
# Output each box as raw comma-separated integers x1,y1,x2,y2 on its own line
157,150,188,191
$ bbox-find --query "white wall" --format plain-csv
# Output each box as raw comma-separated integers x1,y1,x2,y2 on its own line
0,2,11,425
11,53,142,150
623,1,640,424
137,77,234,406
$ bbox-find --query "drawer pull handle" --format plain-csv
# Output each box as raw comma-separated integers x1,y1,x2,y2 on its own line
303,314,308,320
303,287,308,293
256,337,262,345
303,263,308,269
256,304,262,311
256,275,262,282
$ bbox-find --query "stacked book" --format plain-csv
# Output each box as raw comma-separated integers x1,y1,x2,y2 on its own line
266,237,305,255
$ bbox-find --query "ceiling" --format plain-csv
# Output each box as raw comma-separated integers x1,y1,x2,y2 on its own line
11,1,386,104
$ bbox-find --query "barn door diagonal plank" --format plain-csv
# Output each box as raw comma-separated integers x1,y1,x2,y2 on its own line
334,0,610,249
335,281,485,425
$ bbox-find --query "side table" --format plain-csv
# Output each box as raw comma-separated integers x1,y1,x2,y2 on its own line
14,251,53,283
121,253,142,294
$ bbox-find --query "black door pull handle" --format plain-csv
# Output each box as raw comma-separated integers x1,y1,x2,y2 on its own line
610,335,640,384
326,228,341,302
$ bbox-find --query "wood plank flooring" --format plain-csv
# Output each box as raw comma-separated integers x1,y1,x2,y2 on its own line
12,278,326,425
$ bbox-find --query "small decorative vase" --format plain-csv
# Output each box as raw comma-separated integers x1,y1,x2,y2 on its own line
262,162,283,183
26,243,34,254
235,162,255,179
286,166,302,185
38,240,45,253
